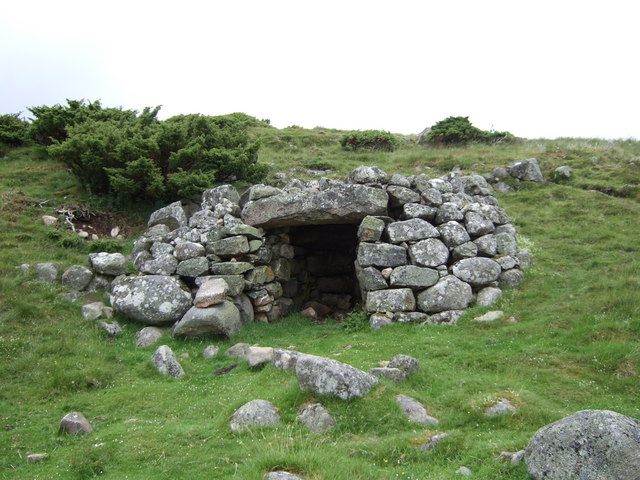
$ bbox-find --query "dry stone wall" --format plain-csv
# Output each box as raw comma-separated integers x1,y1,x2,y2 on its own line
110,164,530,336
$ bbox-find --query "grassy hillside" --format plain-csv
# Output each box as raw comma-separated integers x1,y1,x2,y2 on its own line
0,130,639,479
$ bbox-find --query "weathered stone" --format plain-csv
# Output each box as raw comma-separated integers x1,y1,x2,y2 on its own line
98,320,122,336
297,403,336,432
474,310,504,322
357,243,407,268
172,301,241,339
35,262,61,283
232,293,255,324
476,287,503,306
418,433,449,451
499,269,525,289
246,346,274,367
26,453,49,463
388,354,419,374
150,345,184,378
386,218,439,243
396,394,439,425
456,466,472,476
348,165,389,184
229,399,280,432
464,211,496,237
495,232,517,256
437,221,471,248
210,262,253,275
210,236,250,256
59,412,93,434
225,342,250,359
61,265,94,290
81,302,109,320
452,257,502,287
196,275,244,297
148,201,187,230
485,398,517,417
420,187,444,206
176,257,210,278
245,265,275,285
366,288,415,312
140,254,178,276
295,354,379,400
394,311,428,323
495,255,519,270
402,203,437,221
136,327,163,347
174,241,205,261
370,367,408,382
271,349,310,370
264,472,306,480
271,258,291,281
516,248,531,270
417,276,473,313
245,184,284,203
461,174,493,196
369,313,393,329
194,278,229,307
387,185,421,207
203,345,219,358
474,234,498,257
452,241,478,260
409,238,449,267
357,215,386,242
201,184,240,210
425,310,465,325
508,158,544,182
552,165,573,180
242,183,389,228
525,410,640,480
435,202,464,224
110,275,192,325
390,265,439,289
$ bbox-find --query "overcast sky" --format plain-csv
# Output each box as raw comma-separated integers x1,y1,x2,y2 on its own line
1,0,638,139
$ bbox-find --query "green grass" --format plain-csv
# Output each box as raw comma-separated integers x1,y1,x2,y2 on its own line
1,132,639,479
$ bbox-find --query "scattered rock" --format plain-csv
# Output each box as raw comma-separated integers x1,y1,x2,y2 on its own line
507,158,544,182
61,265,94,290
246,346,274,367
484,398,517,417
264,472,306,480
525,410,640,480
88,252,128,276
476,287,502,307
172,301,241,339
203,345,220,358
456,466,472,476
418,433,449,451
229,399,280,432
369,313,393,330
98,320,122,336
59,412,93,434
35,263,60,283
135,327,163,347
295,354,379,400
297,403,336,432
396,394,439,425
27,453,48,463
370,367,408,382
42,215,58,226
225,343,250,359
474,311,505,322
388,354,420,374
81,302,110,321
150,345,184,378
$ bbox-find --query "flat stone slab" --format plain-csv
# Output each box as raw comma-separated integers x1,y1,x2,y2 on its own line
241,183,388,228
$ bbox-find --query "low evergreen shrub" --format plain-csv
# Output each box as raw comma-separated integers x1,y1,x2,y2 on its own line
341,130,400,151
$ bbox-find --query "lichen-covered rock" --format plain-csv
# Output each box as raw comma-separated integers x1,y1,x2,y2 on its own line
176,257,210,278
61,265,94,290
390,265,439,289
525,410,640,480
386,218,439,243
229,399,280,432
174,241,205,261
417,276,473,313
357,243,407,268
110,275,192,325
409,239,449,267
387,185,421,207
476,287,503,306
366,288,415,312
370,367,408,382
210,236,250,256
402,203,437,221
193,278,228,307
348,165,389,184
437,221,471,248
135,326,163,347
35,263,61,283
358,215,386,242
295,354,379,400
201,184,240,210
464,211,496,237
500,269,525,289
151,345,184,378
508,158,544,182
452,257,502,287
172,301,241,339
297,403,336,432
396,394,439,425
148,201,187,230
388,354,419,374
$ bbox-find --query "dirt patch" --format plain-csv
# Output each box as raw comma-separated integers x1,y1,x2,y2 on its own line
56,205,134,239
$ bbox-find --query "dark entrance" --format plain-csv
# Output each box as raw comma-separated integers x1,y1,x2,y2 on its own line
284,224,360,317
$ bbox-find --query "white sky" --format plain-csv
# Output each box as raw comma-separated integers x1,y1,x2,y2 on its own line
1,0,638,139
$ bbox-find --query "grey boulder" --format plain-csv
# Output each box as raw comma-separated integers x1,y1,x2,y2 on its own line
297,403,336,432
295,354,378,400
508,158,544,182
525,410,640,480
172,301,241,339
229,399,280,432
148,201,187,230
61,265,94,290
110,275,192,325
59,412,93,434
417,275,473,313
150,345,184,378
452,257,502,287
